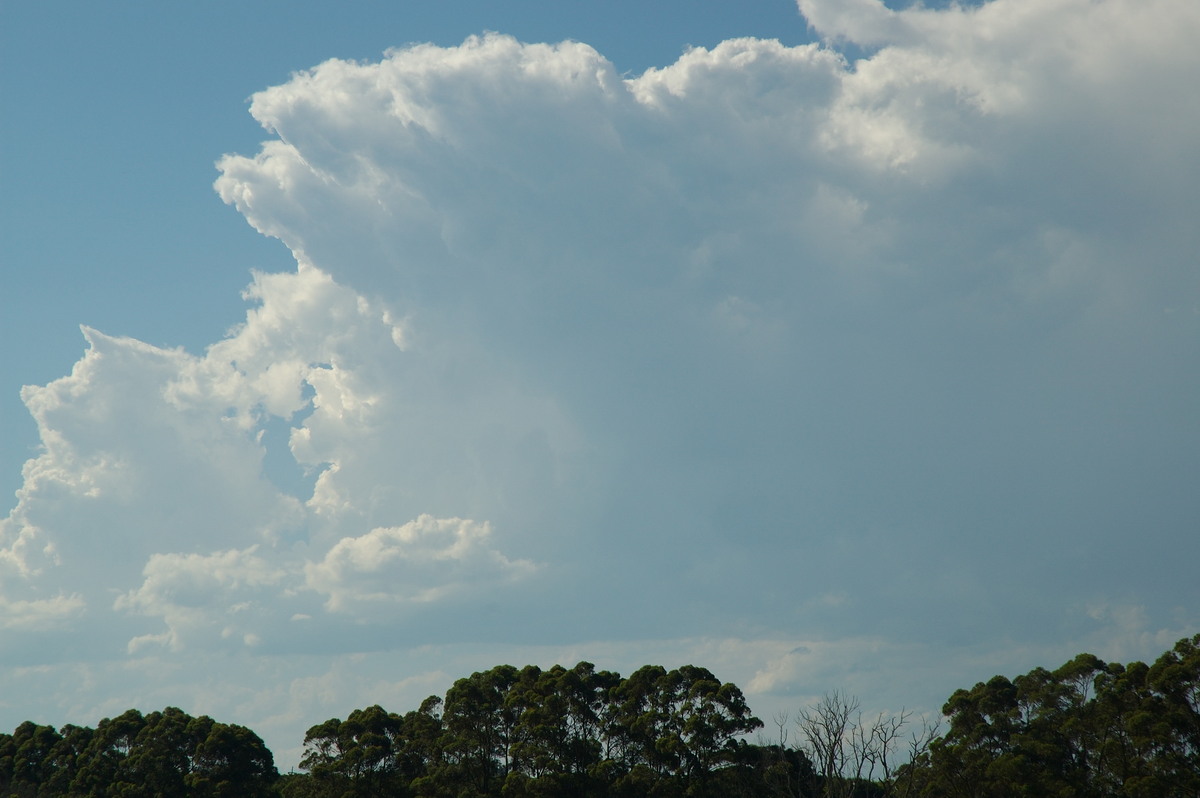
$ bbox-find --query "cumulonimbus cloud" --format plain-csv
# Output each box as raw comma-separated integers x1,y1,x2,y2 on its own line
1,0,1197,765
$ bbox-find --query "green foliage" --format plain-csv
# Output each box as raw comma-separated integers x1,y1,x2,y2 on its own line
187,719,278,797
903,634,1200,798
2,638,1196,798
298,704,410,797
0,706,277,798
293,661,763,798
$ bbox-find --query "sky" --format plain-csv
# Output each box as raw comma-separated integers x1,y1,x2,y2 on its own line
2,0,1198,770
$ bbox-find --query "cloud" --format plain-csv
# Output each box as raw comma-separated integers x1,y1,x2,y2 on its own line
3,0,1199,767
305,515,538,612
0,263,540,655
211,9,1200,631
116,546,286,653
796,0,908,48
0,593,85,631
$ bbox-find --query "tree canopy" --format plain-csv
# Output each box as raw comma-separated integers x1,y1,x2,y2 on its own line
0,706,277,798
0,636,1196,797
898,634,1200,798
287,661,765,797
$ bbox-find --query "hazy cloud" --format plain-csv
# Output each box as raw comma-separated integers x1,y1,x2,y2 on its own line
116,546,286,653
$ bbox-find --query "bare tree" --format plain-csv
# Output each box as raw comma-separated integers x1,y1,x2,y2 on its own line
797,693,938,798
774,711,791,750
850,709,905,783
891,715,942,798
797,691,858,798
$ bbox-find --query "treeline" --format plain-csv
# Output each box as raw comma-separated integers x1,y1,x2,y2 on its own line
0,706,276,797
898,633,1200,797
281,662,768,797
0,635,1196,797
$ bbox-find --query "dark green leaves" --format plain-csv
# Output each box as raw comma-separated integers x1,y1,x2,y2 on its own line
908,635,1200,798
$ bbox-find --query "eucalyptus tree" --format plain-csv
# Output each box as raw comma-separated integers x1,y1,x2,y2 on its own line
0,706,276,798
121,706,200,795
439,664,522,795
608,663,763,795
42,724,94,797
501,661,622,796
1146,633,1200,789
299,705,406,797
69,709,147,797
185,719,277,798
0,720,62,798
903,635,1200,797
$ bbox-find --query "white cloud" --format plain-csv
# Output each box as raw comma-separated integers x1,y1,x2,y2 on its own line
116,546,286,653
0,593,85,631
0,258,539,655
796,0,908,47
305,515,538,612
2,0,1198,767
2,326,304,595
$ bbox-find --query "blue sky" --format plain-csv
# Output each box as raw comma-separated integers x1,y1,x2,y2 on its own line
2,0,1199,770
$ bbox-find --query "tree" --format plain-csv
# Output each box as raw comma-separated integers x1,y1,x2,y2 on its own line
1145,633,1200,795
186,719,278,797
886,714,940,798
797,691,858,798
121,706,200,795
607,664,762,796
71,708,147,797
794,693,934,798
5,721,62,798
299,705,405,797
1090,659,1158,796
610,664,672,780
505,661,618,791
905,638,1200,797
395,696,447,790
670,664,762,787
42,723,94,797
440,665,521,796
